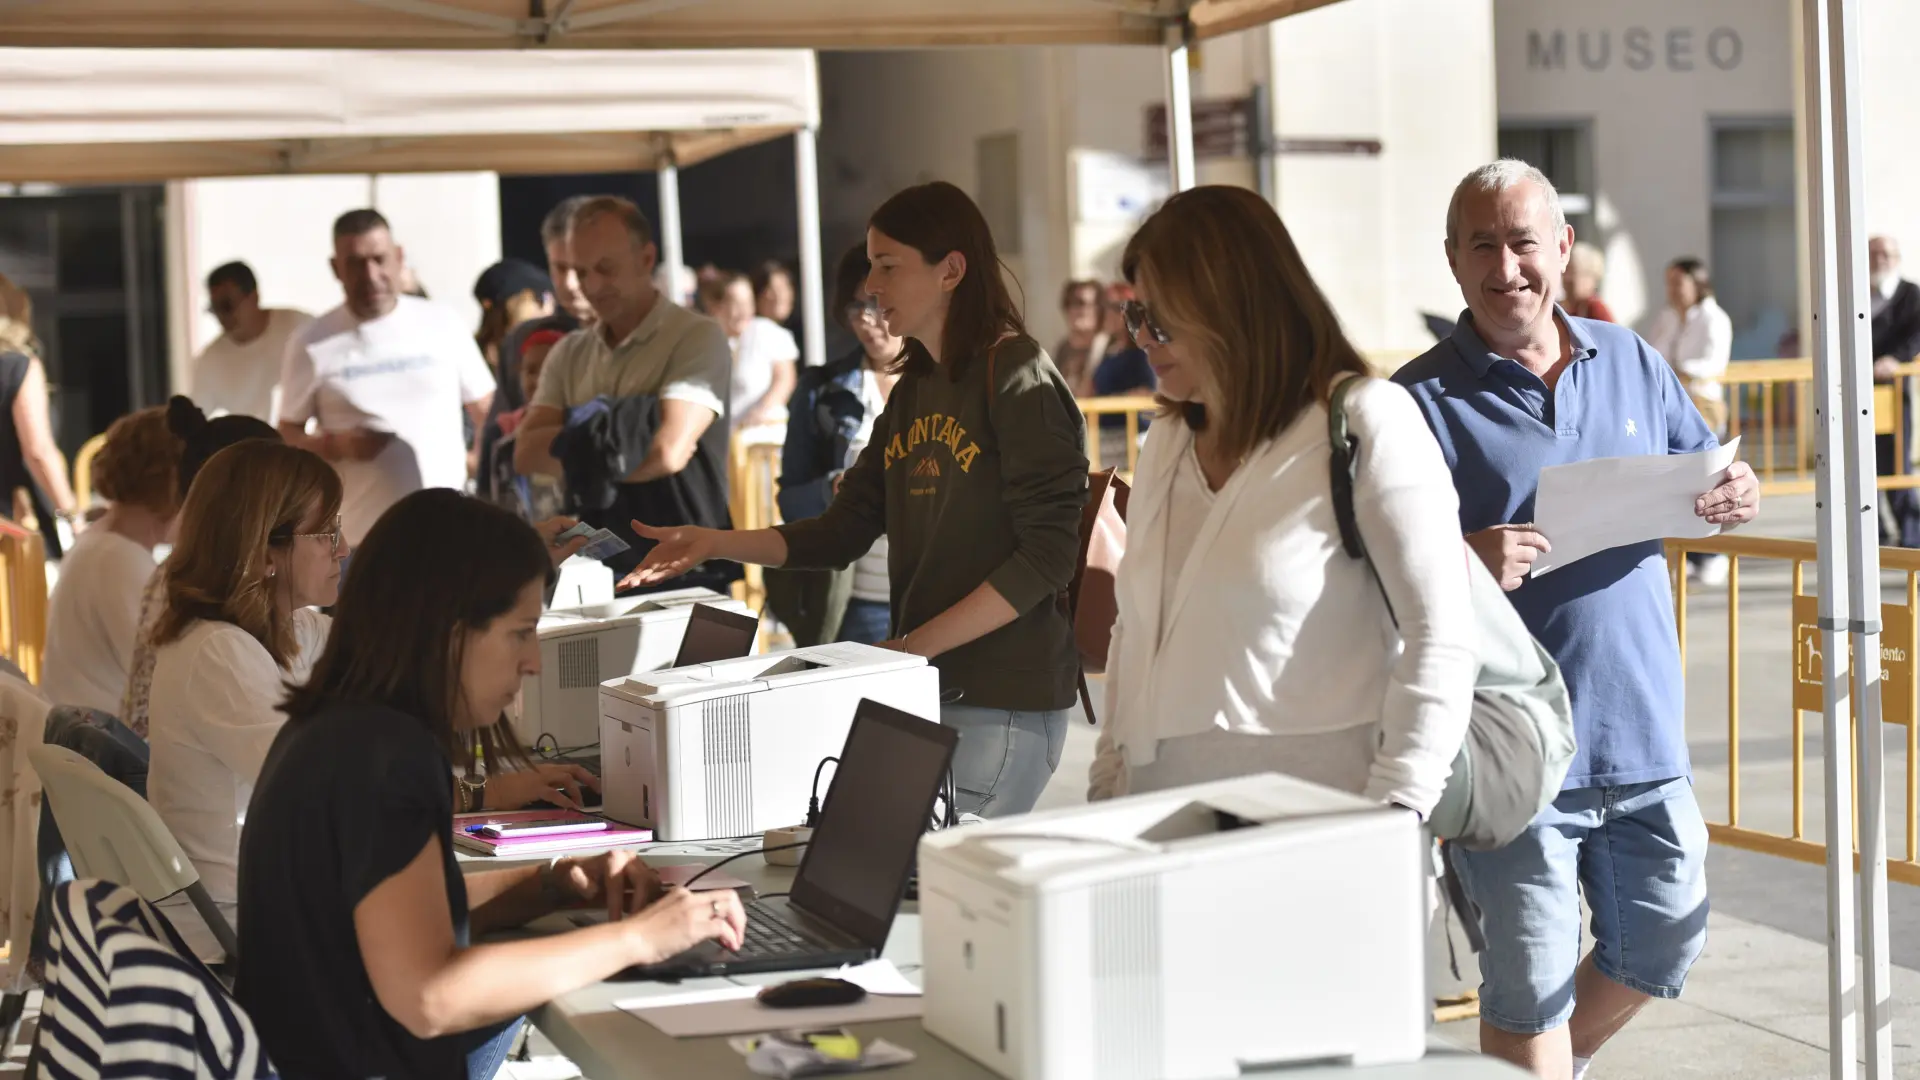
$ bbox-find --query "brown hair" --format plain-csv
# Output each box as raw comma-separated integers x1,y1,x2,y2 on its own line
697,270,748,315
1060,279,1102,311
154,441,343,668
868,181,1028,380
569,195,655,250
283,488,551,772
1668,256,1714,302
93,406,183,516
1122,186,1367,463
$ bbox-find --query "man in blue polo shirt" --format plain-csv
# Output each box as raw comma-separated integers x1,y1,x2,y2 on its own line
1395,160,1758,1080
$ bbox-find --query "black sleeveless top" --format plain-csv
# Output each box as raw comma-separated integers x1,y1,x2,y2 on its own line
0,350,63,559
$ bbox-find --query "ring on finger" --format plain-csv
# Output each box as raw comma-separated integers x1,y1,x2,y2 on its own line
710,899,722,919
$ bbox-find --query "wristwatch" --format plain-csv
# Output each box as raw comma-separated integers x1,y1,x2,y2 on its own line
458,775,487,813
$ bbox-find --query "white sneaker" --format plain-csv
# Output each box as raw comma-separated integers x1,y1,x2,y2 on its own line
1696,554,1730,587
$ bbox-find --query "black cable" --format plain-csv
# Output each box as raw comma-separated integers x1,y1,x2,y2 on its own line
806,756,838,828
678,841,810,890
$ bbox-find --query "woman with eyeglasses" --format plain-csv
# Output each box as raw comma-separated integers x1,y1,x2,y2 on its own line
1089,186,1474,817
622,182,1090,818
144,440,346,960
765,243,905,646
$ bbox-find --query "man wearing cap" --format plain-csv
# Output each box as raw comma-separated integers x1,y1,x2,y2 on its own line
472,258,557,479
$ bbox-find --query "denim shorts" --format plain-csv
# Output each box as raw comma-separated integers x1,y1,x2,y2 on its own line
1451,776,1710,1035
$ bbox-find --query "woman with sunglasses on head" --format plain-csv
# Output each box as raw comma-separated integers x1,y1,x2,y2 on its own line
1089,186,1474,817
623,181,1089,818
237,490,742,1080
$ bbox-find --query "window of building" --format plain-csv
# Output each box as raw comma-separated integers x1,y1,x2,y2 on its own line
1497,123,1595,242
1709,119,1796,360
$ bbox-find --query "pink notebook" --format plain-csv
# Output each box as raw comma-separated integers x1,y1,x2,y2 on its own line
452,810,653,857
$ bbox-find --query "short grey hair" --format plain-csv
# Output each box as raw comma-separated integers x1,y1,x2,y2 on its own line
540,195,593,246
1446,159,1566,248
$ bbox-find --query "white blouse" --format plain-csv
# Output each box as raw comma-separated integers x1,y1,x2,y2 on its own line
1090,377,1476,815
1646,296,1733,404
43,527,156,715
146,609,330,953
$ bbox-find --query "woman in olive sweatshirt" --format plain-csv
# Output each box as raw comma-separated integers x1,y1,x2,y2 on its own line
621,181,1089,817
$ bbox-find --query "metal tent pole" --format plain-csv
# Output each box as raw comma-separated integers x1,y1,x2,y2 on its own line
657,145,686,306
794,126,827,368
1163,22,1197,192
1802,0,1860,1076
1829,0,1896,1073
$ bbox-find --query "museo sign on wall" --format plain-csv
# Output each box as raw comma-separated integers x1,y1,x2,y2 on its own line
1524,25,1744,74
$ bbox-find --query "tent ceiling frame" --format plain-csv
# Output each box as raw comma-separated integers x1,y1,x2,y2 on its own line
345,0,1180,44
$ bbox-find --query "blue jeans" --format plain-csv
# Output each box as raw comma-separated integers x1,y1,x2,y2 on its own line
941,705,1070,818
1451,777,1710,1035
837,599,891,646
468,1016,524,1080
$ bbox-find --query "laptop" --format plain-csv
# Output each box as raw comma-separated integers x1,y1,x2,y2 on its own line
672,602,760,667
618,698,959,980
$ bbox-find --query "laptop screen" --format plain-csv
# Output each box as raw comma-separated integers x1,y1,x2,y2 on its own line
672,604,759,667
789,700,959,948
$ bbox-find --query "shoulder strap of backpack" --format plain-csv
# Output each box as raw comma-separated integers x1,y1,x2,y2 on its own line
1326,373,1399,628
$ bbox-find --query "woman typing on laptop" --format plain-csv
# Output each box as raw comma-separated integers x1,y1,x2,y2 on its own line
619,182,1089,819
237,490,745,1080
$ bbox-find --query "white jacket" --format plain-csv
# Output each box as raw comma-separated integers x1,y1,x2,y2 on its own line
1089,377,1476,814
1646,297,1733,404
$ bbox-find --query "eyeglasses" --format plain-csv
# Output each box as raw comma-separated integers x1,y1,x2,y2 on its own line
848,299,883,326
1122,299,1171,346
293,514,346,551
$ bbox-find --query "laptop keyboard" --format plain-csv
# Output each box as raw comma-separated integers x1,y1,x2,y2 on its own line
735,899,840,958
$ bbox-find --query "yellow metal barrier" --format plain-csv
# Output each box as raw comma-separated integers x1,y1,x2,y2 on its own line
727,438,782,624
0,521,47,684
72,433,107,509
1720,358,1920,496
1667,533,1920,885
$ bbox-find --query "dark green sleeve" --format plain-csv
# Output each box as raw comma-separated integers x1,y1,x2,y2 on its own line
986,346,1089,613
774,402,889,570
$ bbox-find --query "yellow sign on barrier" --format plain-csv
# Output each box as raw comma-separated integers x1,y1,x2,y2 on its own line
1792,594,1915,725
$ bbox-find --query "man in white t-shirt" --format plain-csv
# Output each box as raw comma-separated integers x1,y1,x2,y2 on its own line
192,261,311,422
277,209,495,545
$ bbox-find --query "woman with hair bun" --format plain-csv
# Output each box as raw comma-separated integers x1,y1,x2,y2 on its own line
42,407,184,713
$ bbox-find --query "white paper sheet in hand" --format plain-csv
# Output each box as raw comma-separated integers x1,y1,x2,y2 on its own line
1530,437,1740,577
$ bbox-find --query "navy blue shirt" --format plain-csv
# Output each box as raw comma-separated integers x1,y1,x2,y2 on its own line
1393,309,1717,788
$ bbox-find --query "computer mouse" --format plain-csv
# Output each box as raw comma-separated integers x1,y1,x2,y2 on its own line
757,977,868,1009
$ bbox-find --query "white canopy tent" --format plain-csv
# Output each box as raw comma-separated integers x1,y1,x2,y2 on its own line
0,0,1340,49
0,47,828,362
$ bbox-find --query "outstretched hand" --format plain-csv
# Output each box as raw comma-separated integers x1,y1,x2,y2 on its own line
615,520,718,591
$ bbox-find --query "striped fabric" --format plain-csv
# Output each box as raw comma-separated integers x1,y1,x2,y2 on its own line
38,879,268,1079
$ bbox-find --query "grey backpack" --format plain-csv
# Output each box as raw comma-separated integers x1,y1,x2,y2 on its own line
1327,376,1576,851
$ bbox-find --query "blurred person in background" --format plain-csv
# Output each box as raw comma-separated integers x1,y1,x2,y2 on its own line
1561,242,1614,323
1089,281,1158,467
481,197,595,499
1052,280,1105,399
767,243,904,646
44,407,182,714
193,261,312,422
472,259,555,373
753,259,797,327
700,271,799,432
1870,235,1920,546
0,271,77,558
278,209,495,546
1645,257,1732,586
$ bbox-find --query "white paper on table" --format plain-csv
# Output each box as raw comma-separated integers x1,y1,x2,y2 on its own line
1530,437,1741,577
835,959,921,997
618,983,924,1038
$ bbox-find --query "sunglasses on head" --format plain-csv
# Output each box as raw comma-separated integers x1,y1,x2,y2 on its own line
1122,300,1171,346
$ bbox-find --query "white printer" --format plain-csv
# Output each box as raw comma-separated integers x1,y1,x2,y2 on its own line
547,555,615,611
512,587,754,750
598,641,941,841
918,773,1428,1080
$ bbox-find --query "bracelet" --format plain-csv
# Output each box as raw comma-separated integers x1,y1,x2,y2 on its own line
538,857,574,908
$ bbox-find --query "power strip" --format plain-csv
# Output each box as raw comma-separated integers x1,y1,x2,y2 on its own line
764,825,812,866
